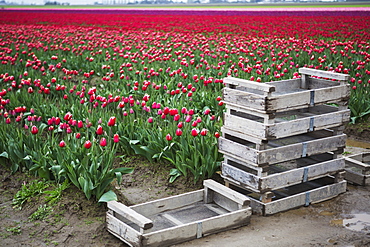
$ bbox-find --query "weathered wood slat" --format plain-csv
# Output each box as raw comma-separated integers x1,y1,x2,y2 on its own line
200,208,252,236
131,190,203,217
224,84,349,113
344,153,370,185
308,78,340,89
345,170,368,186
224,108,350,140
223,77,275,93
299,68,350,81
263,180,347,215
345,157,370,171
223,87,267,112
221,126,264,146
268,85,349,112
108,201,153,230
142,208,251,247
222,158,345,193
219,132,346,165
247,180,347,215
265,78,301,92
204,179,250,207
107,213,142,247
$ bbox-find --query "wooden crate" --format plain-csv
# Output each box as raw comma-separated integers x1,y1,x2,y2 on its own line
224,104,350,140
106,180,252,247
223,68,350,114
221,153,345,193
344,152,370,185
219,128,346,166
228,177,347,216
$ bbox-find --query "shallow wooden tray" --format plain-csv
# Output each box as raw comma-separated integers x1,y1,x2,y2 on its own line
107,180,252,247
219,129,346,166
224,104,350,140
223,68,350,114
229,177,347,216
221,152,345,193
344,152,370,185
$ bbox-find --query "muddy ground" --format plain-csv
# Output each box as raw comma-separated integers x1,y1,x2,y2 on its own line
0,125,369,247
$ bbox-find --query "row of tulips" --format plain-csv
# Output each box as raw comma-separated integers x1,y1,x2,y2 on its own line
0,8,369,201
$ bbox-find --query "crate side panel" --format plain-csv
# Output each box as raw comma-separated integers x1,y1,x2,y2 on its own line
131,190,203,217
143,222,198,247
223,87,267,112
264,181,347,215
201,208,252,236
107,213,142,247
218,137,259,164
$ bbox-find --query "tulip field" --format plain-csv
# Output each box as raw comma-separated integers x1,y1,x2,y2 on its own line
0,7,369,202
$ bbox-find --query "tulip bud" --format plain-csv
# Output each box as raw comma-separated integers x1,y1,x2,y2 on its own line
31,125,38,135
59,140,66,148
84,140,92,149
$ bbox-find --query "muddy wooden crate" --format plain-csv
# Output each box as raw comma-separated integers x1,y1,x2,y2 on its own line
228,176,347,216
221,152,345,193
223,68,350,114
344,152,370,185
219,128,346,167
106,180,252,247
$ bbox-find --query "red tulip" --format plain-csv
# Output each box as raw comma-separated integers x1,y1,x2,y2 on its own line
175,129,182,136
96,125,103,135
200,128,208,136
84,140,92,149
59,140,66,148
76,133,81,139
77,120,84,128
107,116,116,126
31,125,38,135
174,114,180,121
214,132,220,138
113,134,120,143
166,134,172,141
148,117,153,123
64,112,72,121
191,129,198,137
100,137,107,147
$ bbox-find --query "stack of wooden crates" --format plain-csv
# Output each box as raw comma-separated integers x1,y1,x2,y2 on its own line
219,68,351,215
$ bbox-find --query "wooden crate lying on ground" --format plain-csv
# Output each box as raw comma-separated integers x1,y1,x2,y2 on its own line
221,152,345,193
106,180,252,247
219,128,346,166
344,152,370,185
228,176,347,216
223,68,350,115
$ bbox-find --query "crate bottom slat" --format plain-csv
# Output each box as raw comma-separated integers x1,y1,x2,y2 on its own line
227,177,347,216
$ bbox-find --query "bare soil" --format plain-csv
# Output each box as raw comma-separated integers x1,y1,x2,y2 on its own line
0,124,369,247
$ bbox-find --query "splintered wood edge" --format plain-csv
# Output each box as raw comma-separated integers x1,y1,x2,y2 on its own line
107,201,153,230
203,179,250,207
